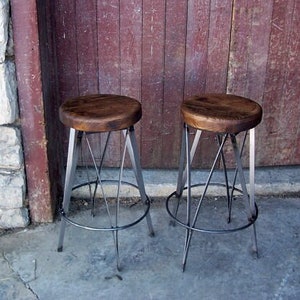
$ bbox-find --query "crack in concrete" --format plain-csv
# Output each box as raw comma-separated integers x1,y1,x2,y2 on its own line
2,252,40,300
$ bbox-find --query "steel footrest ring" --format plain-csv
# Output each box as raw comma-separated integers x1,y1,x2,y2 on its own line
166,183,258,234
60,180,151,232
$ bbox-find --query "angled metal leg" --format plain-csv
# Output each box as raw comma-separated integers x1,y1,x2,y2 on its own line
230,131,258,255
228,131,248,223
178,128,202,194
182,133,228,270
217,134,231,222
182,124,192,271
114,130,129,271
169,125,187,226
172,127,202,224
58,128,81,252
85,132,122,270
126,126,154,236
176,125,188,196
249,128,258,255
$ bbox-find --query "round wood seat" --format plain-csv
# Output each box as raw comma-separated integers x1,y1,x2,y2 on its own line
59,94,142,132
181,93,263,134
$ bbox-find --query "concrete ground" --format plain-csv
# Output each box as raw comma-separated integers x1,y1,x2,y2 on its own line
0,167,300,299
0,196,299,300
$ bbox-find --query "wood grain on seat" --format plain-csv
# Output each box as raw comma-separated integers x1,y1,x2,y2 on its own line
181,94,262,133
59,94,142,132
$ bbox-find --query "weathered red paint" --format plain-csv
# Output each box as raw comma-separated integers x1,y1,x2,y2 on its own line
141,0,165,167
76,0,98,96
51,0,300,169
161,1,188,168
11,0,53,222
97,0,121,166
8,0,300,222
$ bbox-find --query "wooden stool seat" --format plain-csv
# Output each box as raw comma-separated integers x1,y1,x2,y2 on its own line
181,93,262,134
59,94,142,132
58,93,154,270
167,93,263,271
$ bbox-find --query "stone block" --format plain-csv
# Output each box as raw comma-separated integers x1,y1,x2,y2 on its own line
0,0,9,63
0,60,18,125
0,126,23,169
0,207,29,228
0,170,25,208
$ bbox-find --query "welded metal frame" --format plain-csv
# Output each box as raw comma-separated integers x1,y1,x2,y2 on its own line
58,126,154,270
166,124,258,271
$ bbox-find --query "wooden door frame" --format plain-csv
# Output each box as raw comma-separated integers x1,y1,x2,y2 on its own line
11,0,62,223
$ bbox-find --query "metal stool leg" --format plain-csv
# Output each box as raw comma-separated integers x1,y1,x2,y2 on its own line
227,132,248,223
182,132,228,271
182,124,192,271
172,125,188,224
114,130,129,270
249,128,258,255
83,131,127,270
217,134,231,222
58,128,81,252
172,126,202,224
126,126,155,236
230,130,258,255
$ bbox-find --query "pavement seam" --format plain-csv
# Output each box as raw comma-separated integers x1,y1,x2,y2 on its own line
2,252,39,300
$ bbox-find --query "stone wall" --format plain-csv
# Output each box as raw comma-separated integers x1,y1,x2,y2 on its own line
0,0,28,228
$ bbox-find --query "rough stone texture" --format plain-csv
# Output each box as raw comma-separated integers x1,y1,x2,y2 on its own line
0,170,25,208
0,0,8,63
0,126,22,169
0,0,28,228
0,60,18,125
0,207,29,228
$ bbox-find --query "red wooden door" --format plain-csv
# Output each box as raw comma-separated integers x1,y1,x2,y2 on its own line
53,0,300,168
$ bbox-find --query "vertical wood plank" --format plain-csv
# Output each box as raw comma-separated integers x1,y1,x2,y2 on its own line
185,0,210,97
289,0,300,163
227,0,273,167
162,0,188,168
141,0,165,167
97,0,121,166
227,0,252,95
228,1,272,99
75,0,100,166
203,0,234,168
206,0,233,92
120,0,142,99
120,0,143,167
185,0,212,169
75,0,98,95
267,0,300,165
55,0,78,101
97,0,120,94
54,0,79,164
244,2,273,101
262,0,297,166
37,0,64,209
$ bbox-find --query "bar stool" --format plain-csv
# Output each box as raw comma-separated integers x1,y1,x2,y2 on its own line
57,94,154,270
166,93,262,271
